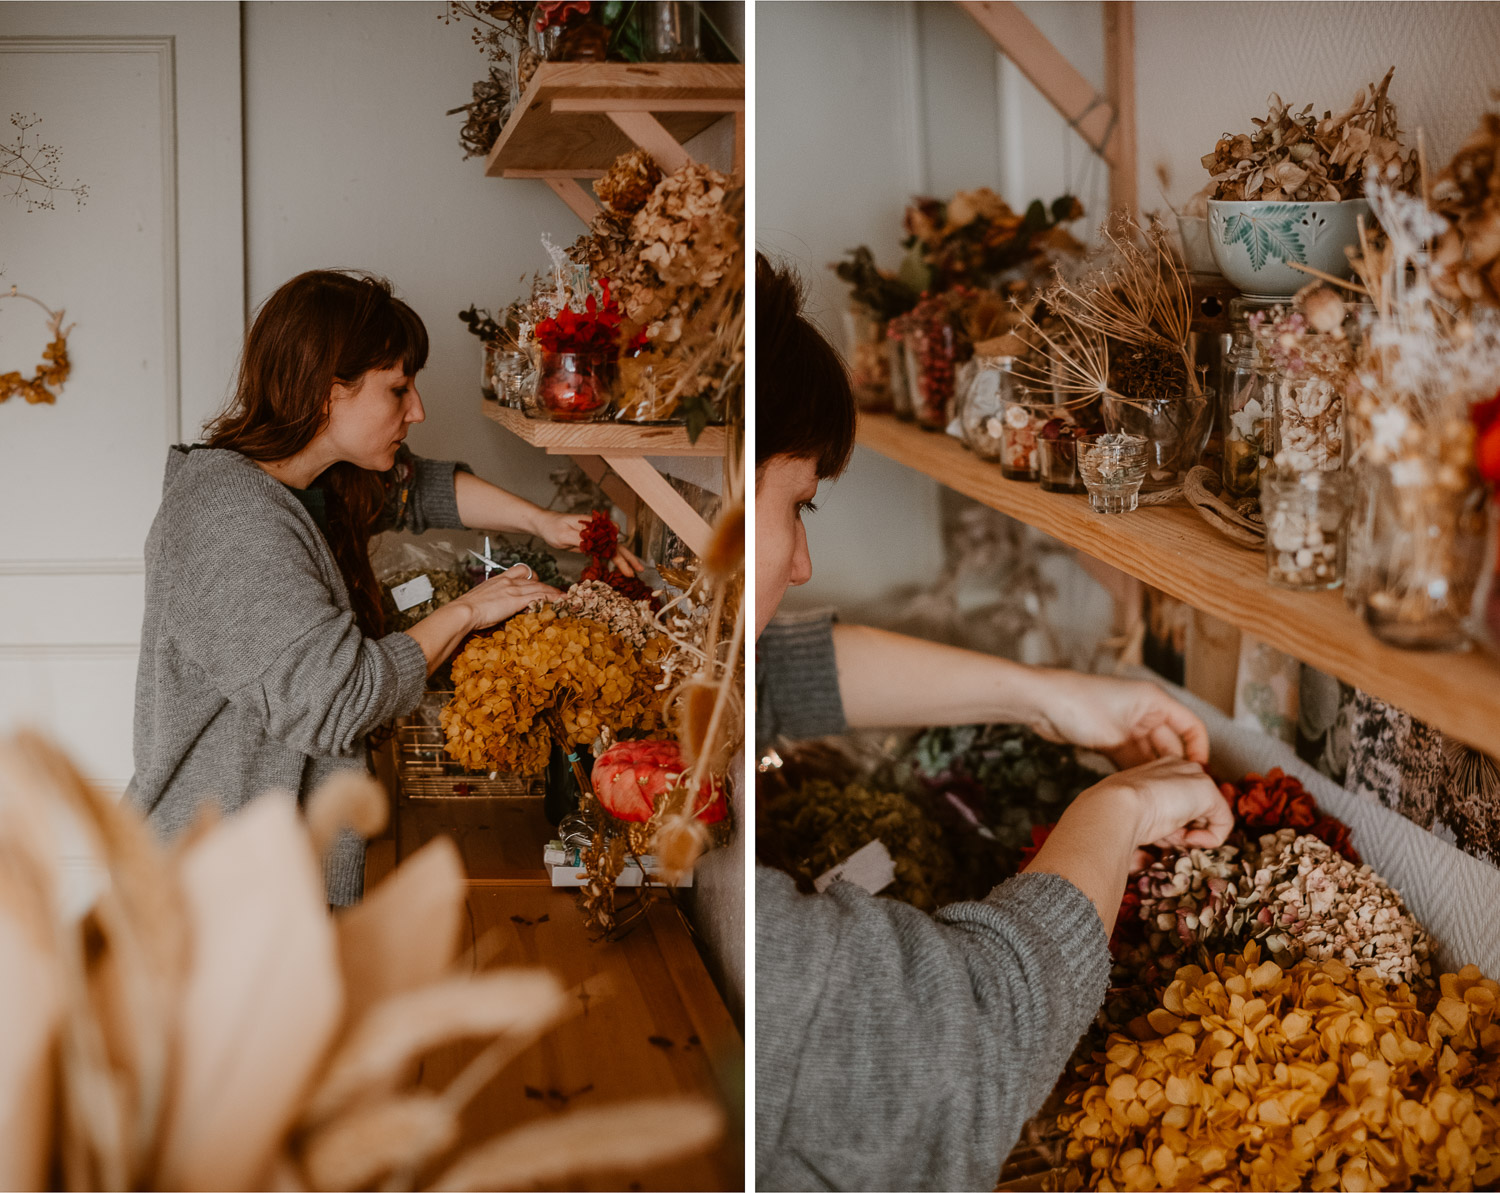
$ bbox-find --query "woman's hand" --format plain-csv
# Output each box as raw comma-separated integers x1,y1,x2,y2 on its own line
537,511,644,576
451,570,562,632
1086,756,1233,852
1024,757,1230,934
1027,671,1210,768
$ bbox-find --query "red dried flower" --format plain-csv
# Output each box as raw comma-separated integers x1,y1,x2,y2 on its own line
579,509,619,561
1474,389,1500,488
1019,822,1054,869
533,280,626,354
535,1,590,31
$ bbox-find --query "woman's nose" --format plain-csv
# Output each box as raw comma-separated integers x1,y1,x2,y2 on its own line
789,530,813,587
407,387,426,423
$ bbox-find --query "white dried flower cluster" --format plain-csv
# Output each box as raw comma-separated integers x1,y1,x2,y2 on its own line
531,581,657,648
1272,375,1343,471
1134,831,1430,985
1249,829,1432,984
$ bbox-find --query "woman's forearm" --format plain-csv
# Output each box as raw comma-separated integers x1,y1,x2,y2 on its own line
454,470,549,535
1022,789,1139,936
831,623,1046,729
403,601,478,676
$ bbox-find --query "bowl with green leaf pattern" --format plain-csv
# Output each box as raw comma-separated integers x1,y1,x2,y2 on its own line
1207,199,1368,297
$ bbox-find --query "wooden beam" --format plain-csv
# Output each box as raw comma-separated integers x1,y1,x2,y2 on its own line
551,96,742,113
571,453,641,534
601,454,712,558
1104,1,1139,217
957,0,1118,165
733,108,745,178
543,177,602,225
606,110,693,173
1184,606,1241,716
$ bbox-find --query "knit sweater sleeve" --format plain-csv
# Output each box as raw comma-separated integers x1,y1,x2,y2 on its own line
168,497,428,758
755,865,1110,1192
376,445,473,535
757,611,848,748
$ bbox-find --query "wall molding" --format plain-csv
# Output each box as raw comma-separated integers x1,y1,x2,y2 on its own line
0,643,139,660
0,35,181,445
0,558,145,576
895,1,928,197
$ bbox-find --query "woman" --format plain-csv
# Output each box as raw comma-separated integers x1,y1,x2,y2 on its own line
127,270,637,904
754,254,1232,1191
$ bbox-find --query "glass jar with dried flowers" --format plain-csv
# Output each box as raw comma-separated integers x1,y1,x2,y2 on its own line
886,328,914,420
1220,296,1278,499
530,1,609,61
639,0,701,61
841,305,892,413
531,280,629,422
957,354,1010,462
1262,467,1353,591
1037,419,1088,493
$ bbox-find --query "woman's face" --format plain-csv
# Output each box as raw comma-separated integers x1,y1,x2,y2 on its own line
755,454,818,638
326,364,425,471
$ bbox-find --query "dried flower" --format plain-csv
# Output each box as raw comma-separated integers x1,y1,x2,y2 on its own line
594,148,662,218
1201,68,1417,201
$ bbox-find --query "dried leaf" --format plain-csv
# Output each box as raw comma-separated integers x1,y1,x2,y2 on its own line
426,1097,723,1191
304,770,388,859
158,793,343,1191
336,837,466,1025
300,1091,459,1191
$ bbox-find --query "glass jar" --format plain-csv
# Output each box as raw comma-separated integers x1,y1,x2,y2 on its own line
909,322,957,432
640,0,701,61
1100,391,1214,491
842,305,892,412
485,344,533,408
999,399,1043,482
535,348,615,421
532,6,609,61
1261,468,1353,591
1353,460,1489,650
481,342,500,402
886,331,914,420
958,355,1009,462
1078,434,1149,514
1037,428,1086,493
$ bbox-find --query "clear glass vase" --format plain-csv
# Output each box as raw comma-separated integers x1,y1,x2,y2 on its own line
1262,468,1353,591
909,323,958,432
957,355,1009,462
886,334,914,421
1100,391,1213,491
1350,461,1489,650
535,348,615,422
842,306,892,413
640,0,701,61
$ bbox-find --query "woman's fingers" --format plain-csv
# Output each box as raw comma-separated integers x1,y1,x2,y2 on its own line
1146,722,1187,762
612,546,643,576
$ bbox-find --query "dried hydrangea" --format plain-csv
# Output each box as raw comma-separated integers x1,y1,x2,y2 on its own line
1201,68,1417,201
1248,828,1431,984
631,162,737,291
1431,105,1500,308
531,580,658,649
594,148,662,218
1062,945,1500,1192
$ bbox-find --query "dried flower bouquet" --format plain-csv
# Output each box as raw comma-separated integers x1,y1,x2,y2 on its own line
0,730,723,1191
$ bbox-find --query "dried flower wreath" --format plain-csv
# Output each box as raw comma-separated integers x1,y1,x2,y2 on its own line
0,286,73,405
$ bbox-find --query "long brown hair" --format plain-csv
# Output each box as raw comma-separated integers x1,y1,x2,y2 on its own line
205,270,429,637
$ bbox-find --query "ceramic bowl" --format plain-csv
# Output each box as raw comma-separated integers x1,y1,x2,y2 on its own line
1207,198,1368,298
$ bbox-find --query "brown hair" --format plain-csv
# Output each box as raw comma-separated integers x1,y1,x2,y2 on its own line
204,270,429,637
755,252,856,478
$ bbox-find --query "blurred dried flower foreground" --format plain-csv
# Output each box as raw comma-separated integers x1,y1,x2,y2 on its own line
0,730,722,1191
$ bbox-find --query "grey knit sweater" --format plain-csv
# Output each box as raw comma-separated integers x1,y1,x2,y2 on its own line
755,613,1112,1191
126,446,468,904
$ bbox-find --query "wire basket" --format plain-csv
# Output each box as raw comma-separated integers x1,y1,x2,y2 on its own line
393,692,543,800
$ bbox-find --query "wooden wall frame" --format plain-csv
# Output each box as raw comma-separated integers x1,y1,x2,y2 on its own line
956,0,1137,217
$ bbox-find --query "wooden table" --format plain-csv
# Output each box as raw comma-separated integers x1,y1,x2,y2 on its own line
364,783,743,1191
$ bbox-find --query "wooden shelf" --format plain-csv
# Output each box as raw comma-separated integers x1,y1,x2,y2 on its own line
484,402,724,457
858,412,1500,756
485,62,744,177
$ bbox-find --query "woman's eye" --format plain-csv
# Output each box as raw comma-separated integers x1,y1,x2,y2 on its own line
393,387,408,399
796,500,818,517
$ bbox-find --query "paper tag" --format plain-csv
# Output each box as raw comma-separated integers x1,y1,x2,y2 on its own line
814,839,897,896
390,573,434,612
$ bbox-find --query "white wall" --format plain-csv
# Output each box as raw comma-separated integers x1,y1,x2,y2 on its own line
757,0,1109,615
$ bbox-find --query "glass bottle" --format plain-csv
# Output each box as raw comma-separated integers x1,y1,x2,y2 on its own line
842,305,892,413
959,355,1009,462
1220,296,1277,499
640,0,701,61
1262,468,1353,591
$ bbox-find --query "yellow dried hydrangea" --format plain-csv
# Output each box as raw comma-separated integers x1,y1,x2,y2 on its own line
1063,943,1500,1191
594,148,662,218
440,607,667,775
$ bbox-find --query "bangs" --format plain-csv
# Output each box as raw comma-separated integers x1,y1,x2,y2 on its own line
374,293,430,377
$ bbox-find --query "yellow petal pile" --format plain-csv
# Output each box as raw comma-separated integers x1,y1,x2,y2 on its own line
441,608,666,775
1063,943,1500,1191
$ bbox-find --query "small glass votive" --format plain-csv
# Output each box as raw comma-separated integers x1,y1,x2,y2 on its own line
1078,433,1149,514
1037,435,1085,493
1262,467,1353,591
999,401,1041,481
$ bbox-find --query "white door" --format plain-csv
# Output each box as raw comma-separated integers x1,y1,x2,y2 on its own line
0,2,244,794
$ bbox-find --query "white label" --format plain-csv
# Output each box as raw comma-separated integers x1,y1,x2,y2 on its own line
390,573,434,612
814,839,896,895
